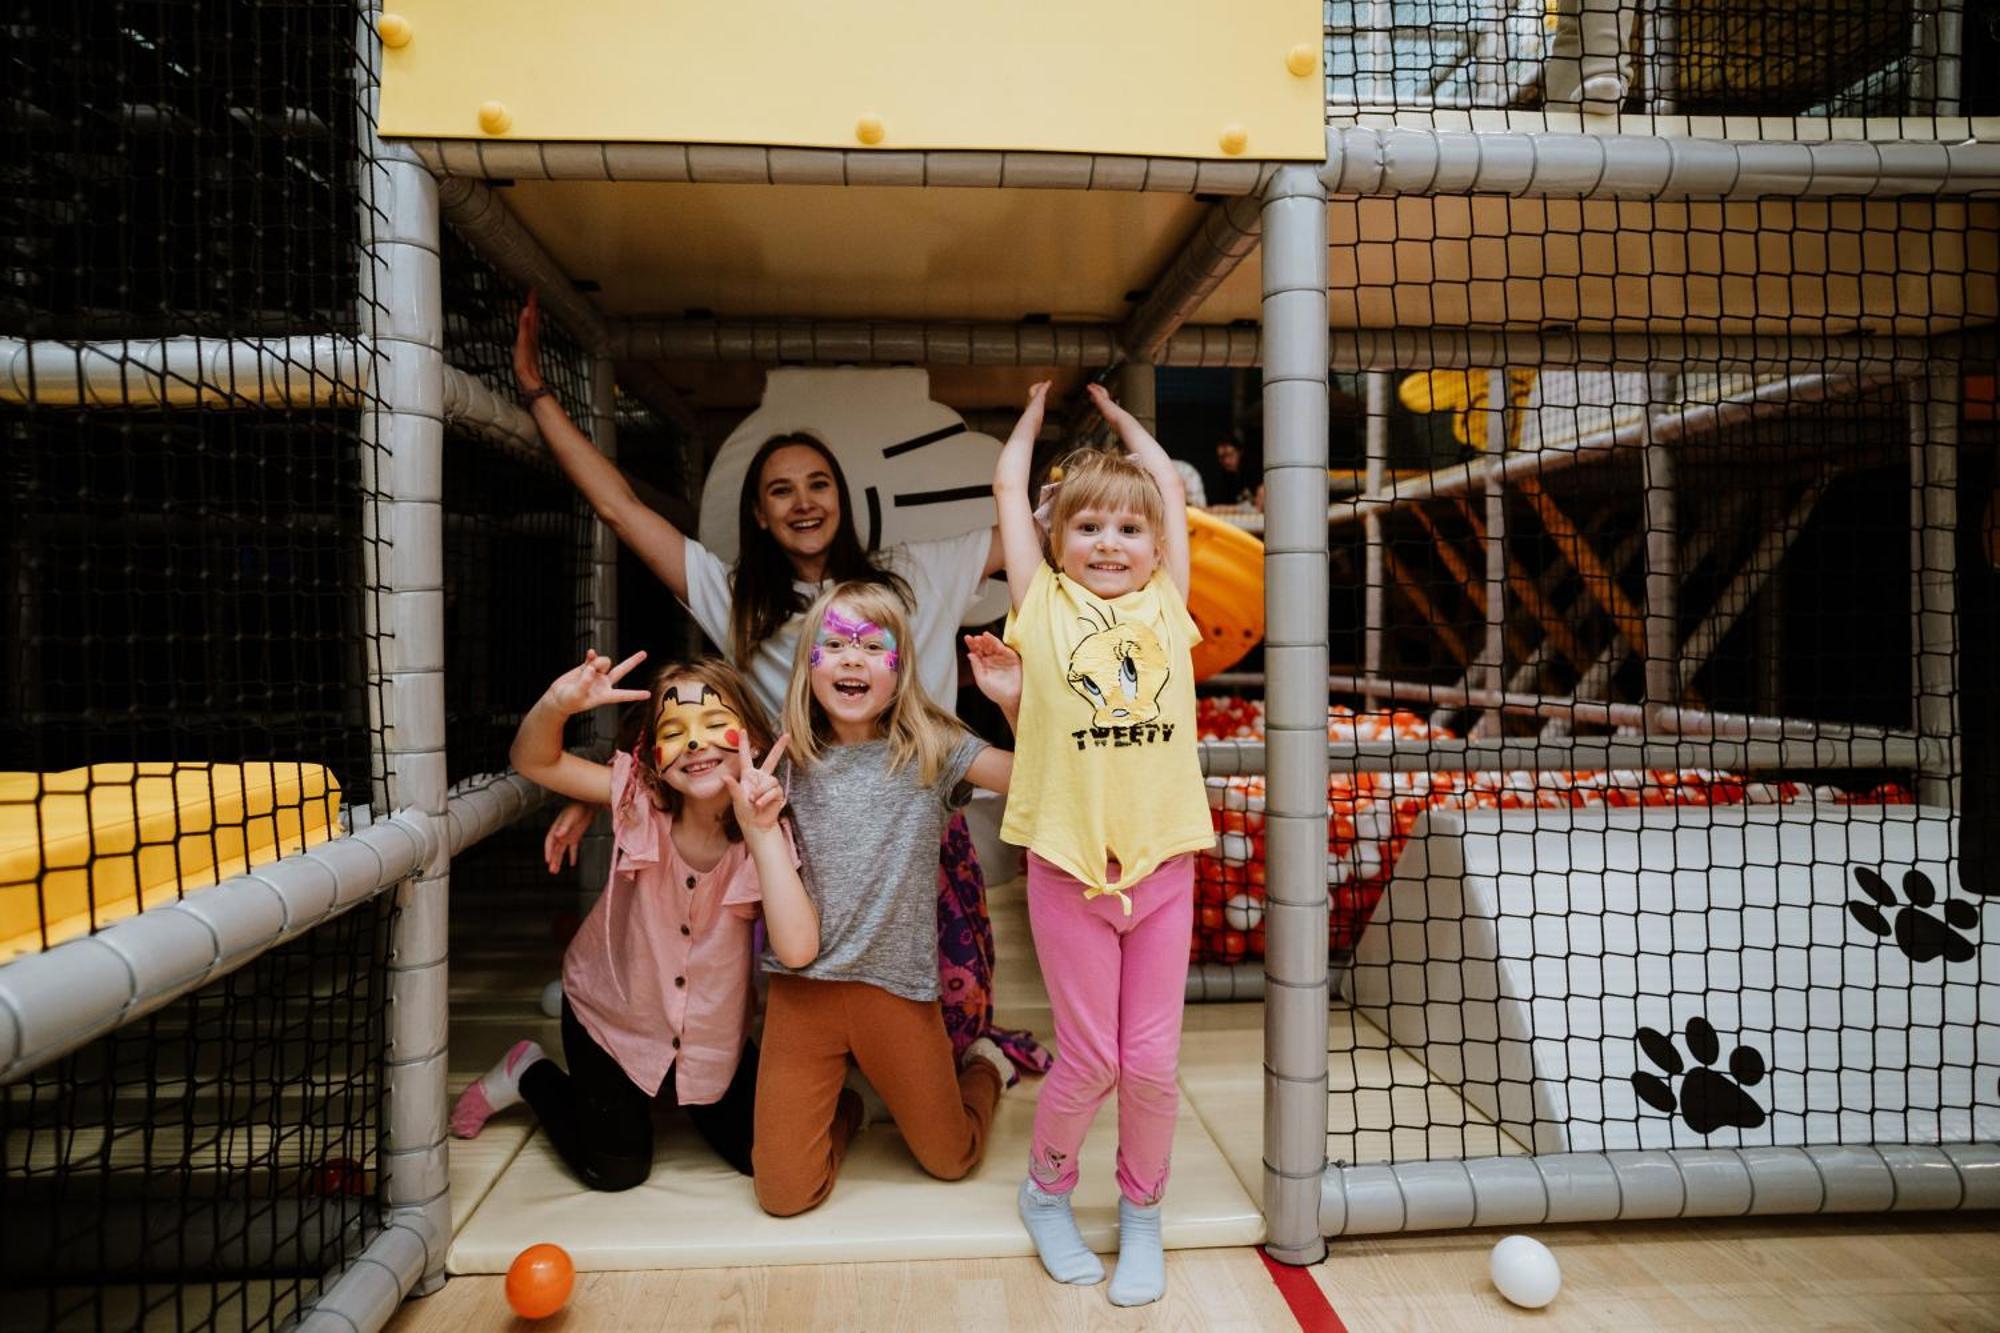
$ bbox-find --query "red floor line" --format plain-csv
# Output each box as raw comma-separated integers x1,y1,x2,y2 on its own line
1259,1247,1348,1333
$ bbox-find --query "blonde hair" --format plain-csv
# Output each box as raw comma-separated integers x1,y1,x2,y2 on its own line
1044,447,1167,564
783,581,966,786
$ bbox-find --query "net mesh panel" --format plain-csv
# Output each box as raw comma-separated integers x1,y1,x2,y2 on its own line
2,0,393,1321
438,230,598,782
0,896,391,1332
1191,181,1993,1168
1322,0,1983,116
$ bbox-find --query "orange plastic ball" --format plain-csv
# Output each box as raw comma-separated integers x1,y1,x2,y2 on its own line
505,1243,575,1320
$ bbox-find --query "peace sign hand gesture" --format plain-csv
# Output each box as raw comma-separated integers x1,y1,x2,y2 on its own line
720,730,789,834
543,649,651,717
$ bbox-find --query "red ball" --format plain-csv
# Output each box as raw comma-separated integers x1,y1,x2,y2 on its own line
506,1243,575,1320
305,1157,366,1197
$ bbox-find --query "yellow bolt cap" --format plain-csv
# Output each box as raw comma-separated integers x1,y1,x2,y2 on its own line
378,13,412,48
855,114,885,146
1286,43,1317,77
478,101,512,136
1219,125,1248,155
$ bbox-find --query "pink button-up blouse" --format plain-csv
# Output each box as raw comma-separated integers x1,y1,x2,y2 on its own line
561,751,785,1103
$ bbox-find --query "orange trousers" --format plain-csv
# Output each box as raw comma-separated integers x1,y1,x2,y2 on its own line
753,974,1003,1217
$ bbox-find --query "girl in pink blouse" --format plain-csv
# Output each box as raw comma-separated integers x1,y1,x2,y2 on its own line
450,652,817,1189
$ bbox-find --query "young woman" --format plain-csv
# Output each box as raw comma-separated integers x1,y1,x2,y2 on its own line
514,291,1044,1075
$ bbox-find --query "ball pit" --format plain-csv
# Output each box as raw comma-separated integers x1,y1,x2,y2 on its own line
1191,696,1912,963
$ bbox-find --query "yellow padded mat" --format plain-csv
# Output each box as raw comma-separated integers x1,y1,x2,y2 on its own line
0,761,341,962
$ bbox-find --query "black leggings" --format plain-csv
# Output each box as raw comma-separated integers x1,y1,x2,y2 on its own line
519,1000,759,1191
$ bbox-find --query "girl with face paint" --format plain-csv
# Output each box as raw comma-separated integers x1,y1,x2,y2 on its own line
516,292,1045,1083
450,652,817,1191
748,582,1021,1218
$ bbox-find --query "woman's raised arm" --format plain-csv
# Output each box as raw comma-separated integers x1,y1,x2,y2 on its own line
516,291,690,600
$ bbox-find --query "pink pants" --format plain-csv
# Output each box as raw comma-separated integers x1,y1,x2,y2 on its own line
1025,852,1194,1207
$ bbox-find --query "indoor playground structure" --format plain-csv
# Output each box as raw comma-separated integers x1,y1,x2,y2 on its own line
2,0,1996,1327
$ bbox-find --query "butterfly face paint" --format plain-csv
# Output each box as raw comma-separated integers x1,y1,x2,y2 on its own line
653,682,745,769
810,606,899,672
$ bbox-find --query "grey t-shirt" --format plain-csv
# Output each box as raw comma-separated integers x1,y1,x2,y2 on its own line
765,734,985,1002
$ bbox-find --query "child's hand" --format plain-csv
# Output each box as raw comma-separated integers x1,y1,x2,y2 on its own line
543,800,595,873
544,649,650,716
513,289,545,393
1085,382,1134,432
963,632,1023,720
721,729,789,834
1010,380,1051,440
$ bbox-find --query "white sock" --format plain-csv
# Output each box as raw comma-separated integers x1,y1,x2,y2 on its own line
1018,1180,1104,1285
450,1039,542,1139
1108,1197,1166,1307
962,1036,1012,1088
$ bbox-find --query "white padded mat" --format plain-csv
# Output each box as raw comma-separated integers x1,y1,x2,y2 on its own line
443,877,1263,1272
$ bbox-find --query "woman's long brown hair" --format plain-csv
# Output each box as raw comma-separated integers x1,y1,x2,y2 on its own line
728,432,908,664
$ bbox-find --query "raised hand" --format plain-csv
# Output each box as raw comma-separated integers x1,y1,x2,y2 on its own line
1085,381,1136,433
1010,380,1052,442
543,800,595,874
513,289,545,393
720,729,789,833
544,649,651,717
963,632,1023,721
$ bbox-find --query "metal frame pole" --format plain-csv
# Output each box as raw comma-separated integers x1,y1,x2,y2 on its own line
1259,164,1331,1267
1911,358,1960,808
1480,369,1509,703
1117,360,1158,436
1641,373,1679,717
578,355,621,901
1362,373,1389,712
354,3,451,1301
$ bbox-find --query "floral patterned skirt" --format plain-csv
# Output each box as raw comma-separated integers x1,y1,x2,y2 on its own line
937,813,1049,1079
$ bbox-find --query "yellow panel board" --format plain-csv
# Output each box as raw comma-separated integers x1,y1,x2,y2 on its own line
0,762,342,961
379,1,1326,161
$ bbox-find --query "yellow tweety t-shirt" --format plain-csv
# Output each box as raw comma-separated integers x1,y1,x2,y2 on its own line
1001,562,1215,907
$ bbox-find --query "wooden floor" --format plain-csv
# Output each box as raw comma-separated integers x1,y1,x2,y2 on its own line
388,1213,2000,1331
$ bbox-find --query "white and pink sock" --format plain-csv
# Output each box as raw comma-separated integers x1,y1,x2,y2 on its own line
450,1039,543,1139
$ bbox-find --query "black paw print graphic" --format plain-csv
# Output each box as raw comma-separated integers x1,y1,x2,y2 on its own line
1631,1017,1767,1134
1847,867,1977,964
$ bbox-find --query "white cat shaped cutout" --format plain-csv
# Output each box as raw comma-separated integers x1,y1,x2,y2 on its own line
698,367,1008,624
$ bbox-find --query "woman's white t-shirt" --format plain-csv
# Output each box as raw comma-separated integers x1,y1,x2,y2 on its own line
680,527,996,719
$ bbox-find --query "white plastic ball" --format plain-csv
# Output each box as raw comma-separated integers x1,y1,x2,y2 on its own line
1489,1234,1561,1309
539,979,564,1018
1222,893,1264,932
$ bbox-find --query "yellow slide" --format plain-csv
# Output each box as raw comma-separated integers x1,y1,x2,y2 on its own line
0,762,342,963
1187,508,1266,681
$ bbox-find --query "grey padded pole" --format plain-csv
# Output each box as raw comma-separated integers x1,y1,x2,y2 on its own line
403,139,1270,195
1116,361,1157,435
578,355,621,904
1320,127,2000,199
1258,164,1331,1266
603,321,1951,375
1910,359,1960,808
1362,373,1389,712
1641,373,1679,715
0,811,432,1084
1199,735,1928,775
1119,196,1264,364
1480,369,1508,702
1187,962,1269,1003
1330,370,1899,533
0,335,366,407
1322,1143,2000,1236
354,6,451,1296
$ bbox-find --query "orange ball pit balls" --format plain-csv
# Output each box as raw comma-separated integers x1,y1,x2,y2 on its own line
505,1243,575,1320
